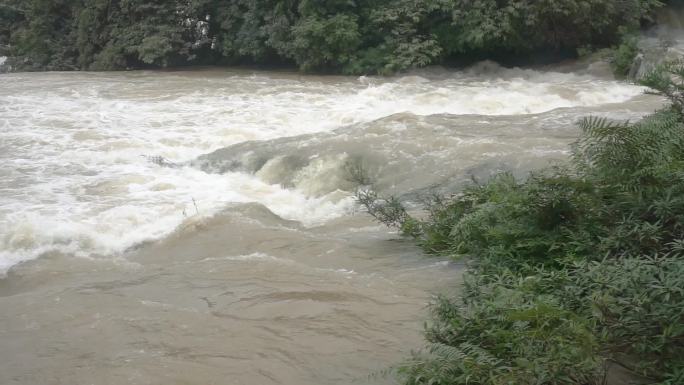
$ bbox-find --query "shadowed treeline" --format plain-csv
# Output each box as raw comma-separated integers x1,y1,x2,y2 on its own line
0,0,668,74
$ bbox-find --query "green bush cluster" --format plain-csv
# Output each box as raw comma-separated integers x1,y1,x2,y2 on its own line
358,64,684,384
610,34,640,77
0,0,665,74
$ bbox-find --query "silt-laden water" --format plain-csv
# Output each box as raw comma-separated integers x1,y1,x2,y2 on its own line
0,64,663,384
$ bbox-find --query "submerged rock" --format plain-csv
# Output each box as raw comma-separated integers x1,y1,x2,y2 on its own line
192,99,661,201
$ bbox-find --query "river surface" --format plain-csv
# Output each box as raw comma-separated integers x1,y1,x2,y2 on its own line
0,63,663,385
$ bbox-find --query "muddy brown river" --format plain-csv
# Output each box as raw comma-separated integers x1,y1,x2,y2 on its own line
0,63,664,384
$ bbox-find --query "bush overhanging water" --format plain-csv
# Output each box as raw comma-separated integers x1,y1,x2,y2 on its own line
358,63,684,384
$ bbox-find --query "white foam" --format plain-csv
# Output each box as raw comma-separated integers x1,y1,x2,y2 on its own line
0,67,645,272
198,253,288,263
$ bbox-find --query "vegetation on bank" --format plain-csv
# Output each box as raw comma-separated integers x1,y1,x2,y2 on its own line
357,63,684,384
610,33,641,77
0,0,667,74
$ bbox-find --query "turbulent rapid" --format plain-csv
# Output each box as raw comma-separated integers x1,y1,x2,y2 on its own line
0,64,651,271
0,63,664,384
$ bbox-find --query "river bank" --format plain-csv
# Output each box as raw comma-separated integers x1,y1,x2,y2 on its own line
379,67,684,384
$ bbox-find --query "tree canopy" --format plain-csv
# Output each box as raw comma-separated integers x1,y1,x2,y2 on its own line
0,0,665,73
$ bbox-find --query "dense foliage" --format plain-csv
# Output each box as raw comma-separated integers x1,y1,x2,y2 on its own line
0,0,665,73
610,34,640,77
358,63,684,384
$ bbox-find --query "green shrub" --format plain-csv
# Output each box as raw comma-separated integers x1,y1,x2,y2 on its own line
610,34,639,77
291,13,361,71
581,255,684,378
401,281,601,385
359,63,684,384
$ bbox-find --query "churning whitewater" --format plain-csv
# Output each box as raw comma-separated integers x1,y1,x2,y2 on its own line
0,63,669,385
0,64,648,273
